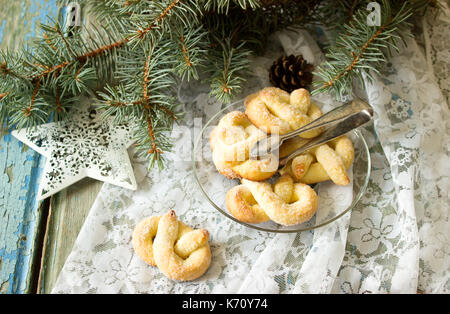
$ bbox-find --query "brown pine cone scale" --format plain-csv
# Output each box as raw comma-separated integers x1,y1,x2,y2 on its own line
269,54,314,93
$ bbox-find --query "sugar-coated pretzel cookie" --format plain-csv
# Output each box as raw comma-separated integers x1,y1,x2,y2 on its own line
132,216,161,266
209,111,278,181
153,211,211,281
226,174,319,226
133,211,211,281
226,185,270,224
244,87,323,139
280,136,354,185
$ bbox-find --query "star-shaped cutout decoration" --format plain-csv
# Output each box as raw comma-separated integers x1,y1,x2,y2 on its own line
12,101,137,200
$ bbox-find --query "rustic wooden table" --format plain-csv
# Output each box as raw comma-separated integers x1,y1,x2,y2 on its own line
0,0,102,294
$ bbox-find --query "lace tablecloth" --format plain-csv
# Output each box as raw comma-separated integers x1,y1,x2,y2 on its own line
51,6,449,294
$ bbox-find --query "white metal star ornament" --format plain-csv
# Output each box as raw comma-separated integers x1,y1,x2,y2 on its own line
12,101,137,200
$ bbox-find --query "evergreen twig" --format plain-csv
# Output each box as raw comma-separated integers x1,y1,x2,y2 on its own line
311,0,431,99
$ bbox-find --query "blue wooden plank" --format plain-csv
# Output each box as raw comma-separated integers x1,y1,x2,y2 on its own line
0,0,59,294
0,133,44,293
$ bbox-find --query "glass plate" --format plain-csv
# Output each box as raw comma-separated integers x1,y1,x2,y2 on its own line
192,99,371,233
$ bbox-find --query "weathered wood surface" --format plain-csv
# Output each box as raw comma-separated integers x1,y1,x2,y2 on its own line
0,0,59,294
0,128,45,293
0,0,102,294
37,178,102,293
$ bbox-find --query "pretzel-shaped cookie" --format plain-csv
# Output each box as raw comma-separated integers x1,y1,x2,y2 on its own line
226,174,319,226
245,87,323,139
279,136,354,185
133,216,161,266
133,211,211,281
209,111,278,181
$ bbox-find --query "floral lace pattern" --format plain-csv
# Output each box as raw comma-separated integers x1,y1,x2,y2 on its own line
423,2,450,105
52,9,449,294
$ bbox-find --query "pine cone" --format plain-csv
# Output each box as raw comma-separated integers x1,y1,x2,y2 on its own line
269,54,314,93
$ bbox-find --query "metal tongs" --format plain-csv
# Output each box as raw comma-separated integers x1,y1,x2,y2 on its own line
249,98,374,168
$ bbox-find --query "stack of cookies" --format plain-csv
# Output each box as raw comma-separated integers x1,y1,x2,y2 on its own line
209,87,355,226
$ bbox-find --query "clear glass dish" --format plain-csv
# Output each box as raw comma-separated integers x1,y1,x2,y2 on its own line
192,99,371,233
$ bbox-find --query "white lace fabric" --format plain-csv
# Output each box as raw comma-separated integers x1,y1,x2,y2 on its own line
51,6,449,294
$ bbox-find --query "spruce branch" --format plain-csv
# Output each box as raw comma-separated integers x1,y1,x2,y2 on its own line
312,0,414,99
173,25,208,81
96,39,180,167
203,0,262,14
208,37,252,103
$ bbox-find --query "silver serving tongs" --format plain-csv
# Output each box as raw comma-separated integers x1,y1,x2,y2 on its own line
249,98,374,168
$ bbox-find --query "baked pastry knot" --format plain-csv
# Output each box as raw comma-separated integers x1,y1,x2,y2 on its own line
226,174,318,226
133,210,211,281
209,111,278,181
280,136,354,186
244,87,323,139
